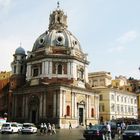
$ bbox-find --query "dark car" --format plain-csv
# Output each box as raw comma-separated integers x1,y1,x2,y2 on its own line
83,124,113,140
122,124,140,140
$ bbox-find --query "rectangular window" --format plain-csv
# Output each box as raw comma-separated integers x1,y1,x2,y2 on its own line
111,95,115,100
14,66,16,73
33,68,39,77
99,95,103,101
99,104,104,112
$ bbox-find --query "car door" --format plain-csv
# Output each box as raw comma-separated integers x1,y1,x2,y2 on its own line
11,124,19,133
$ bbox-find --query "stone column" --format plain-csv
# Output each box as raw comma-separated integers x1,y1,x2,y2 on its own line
62,91,66,117
86,95,89,118
56,91,60,117
43,93,46,117
39,95,43,118
53,92,57,117
59,90,63,117
45,61,48,74
71,92,74,118
67,62,71,79
25,95,28,119
48,61,52,79
42,61,45,76
74,93,77,118
26,64,31,80
89,95,91,118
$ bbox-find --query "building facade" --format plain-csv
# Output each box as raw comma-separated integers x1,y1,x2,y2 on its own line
0,71,11,118
88,72,138,123
10,5,99,128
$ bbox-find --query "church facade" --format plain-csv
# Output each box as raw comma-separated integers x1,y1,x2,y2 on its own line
10,5,99,128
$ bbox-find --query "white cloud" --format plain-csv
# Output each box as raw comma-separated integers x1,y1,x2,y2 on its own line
108,45,125,53
0,0,12,11
116,30,137,44
108,30,138,53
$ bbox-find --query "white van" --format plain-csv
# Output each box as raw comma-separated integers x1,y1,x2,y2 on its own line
1,122,19,134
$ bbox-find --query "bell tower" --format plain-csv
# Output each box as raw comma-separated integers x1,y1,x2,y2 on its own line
10,45,27,90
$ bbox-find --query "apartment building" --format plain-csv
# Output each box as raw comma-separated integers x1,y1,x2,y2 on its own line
89,71,138,122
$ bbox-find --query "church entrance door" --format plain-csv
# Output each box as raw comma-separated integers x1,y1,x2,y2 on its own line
31,110,36,123
29,95,39,123
79,107,83,125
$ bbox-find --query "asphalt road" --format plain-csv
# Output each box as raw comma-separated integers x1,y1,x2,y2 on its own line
0,128,85,140
0,128,122,140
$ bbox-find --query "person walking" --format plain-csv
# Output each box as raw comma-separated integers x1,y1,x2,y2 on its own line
43,123,47,134
117,124,122,140
47,123,52,135
40,123,44,135
69,121,72,129
51,124,56,134
106,122,112,140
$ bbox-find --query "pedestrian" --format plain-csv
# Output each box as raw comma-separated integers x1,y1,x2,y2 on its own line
51,124,56,134
89,123,92,128
40,123,44,134
69,121,72,129
43,123,47,134
117,124,121,140
106,122,112,140
47,123,52,135
121,121,126,133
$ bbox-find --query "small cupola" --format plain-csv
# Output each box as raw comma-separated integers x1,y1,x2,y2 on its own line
49,2,68,30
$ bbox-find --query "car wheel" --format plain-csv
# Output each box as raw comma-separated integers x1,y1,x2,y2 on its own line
11,130,13,134
22,132,24,134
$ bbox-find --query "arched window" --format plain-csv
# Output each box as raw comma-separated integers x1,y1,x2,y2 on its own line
58,64,62,74
66,105,70,116
91,108,95,117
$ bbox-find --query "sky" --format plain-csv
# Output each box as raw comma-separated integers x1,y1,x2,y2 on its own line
0,0,140,79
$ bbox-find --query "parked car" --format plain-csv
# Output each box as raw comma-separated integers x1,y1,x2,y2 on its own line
83,124,115,140
14,123,23,132
1,122,19,134
122,124,140,140
83,124,116,140
21,123,37,134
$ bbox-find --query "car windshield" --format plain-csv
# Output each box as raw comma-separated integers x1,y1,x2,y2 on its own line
2,124,10,127
126,125,140,131
23,124,33,127
88,125,104,130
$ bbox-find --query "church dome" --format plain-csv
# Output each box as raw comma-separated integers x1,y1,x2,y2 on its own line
15,47,25,55
32,29,82,52
32,7,82,53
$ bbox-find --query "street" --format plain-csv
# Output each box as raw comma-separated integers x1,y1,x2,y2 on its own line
0,128,122,140
0,128,85,140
